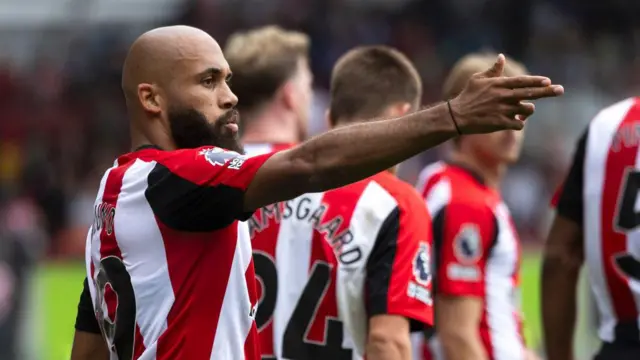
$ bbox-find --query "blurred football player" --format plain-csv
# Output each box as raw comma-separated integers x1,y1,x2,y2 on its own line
224,25,312,153
416,53,539,360
543,97,640,360
247,45,434,360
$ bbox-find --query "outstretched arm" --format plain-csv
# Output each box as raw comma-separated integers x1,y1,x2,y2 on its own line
243,55,564,211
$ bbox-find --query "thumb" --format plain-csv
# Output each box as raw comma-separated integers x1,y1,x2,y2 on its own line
482,53,505,78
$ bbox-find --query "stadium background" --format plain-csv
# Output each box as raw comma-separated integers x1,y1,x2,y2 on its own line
0,0,637,358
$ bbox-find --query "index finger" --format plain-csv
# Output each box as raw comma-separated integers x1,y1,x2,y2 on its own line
497,76,551,88
510,85,565,100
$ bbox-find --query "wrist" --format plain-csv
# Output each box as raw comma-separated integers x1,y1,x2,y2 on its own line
418,102,459,138
447,100,462,135
447,98,467,134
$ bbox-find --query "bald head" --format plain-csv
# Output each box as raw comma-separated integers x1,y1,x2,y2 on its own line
122,25,240,152
122,26,220,101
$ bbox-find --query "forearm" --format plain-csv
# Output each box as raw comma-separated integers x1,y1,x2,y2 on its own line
292,103,455,192
440,330,488,360
541,254,580,360
366,333,411,360
70,331,109,360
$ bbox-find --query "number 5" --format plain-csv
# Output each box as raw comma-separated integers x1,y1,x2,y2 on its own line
613,168,640,280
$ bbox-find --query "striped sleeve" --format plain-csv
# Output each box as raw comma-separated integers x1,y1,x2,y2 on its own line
365,195,434,330
144,147,275,231
552,129,588,227
432,201,498,297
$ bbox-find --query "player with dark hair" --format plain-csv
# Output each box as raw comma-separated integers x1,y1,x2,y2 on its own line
543,97,640,360
416,53,539,360
69,25,563,360
249,45,430,360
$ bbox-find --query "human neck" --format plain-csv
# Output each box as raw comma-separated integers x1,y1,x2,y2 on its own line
241,108,300,145
449,150,506,189
130,117,176,152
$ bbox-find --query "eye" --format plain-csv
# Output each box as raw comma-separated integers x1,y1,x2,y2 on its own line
202,77,214,87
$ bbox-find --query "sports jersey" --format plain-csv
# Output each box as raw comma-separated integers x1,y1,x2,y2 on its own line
553,97,640,345
82,144,274,360
416,161,525,360
246,150,434,359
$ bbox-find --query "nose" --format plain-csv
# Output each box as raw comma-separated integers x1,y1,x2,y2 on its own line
220,84,238,110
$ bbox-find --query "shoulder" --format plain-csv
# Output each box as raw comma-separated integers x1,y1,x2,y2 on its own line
416,161,447,192
423,166,490,213
374,173,428,216
590,97,638,128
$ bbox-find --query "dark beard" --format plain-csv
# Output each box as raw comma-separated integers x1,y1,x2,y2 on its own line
168,108,244,154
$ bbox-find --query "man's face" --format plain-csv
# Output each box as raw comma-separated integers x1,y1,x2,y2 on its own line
289,57,313,141
161,38,243,153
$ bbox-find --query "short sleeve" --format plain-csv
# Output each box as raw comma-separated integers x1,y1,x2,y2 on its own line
144,147,275,231
366,199,434,331
75,278,101,334
432,201,498,298
552,129,588,227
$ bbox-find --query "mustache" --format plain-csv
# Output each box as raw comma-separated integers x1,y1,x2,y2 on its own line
218,109,239,125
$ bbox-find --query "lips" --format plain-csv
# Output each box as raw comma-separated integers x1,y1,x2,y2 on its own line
221,110,239,125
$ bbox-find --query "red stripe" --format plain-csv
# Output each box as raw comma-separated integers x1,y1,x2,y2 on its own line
98,164,131,260
252,203,283,357
306,180,369,342
155,222,239,359
98,163,149,357
601,103,640,322
244,259,261,360
133,326,146,359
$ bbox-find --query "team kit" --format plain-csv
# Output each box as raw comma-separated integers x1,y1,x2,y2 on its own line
69,24,640,360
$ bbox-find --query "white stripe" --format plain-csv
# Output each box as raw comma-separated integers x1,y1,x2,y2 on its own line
86,165,119,360
584,97,635,342
210,222,255,359
272,193,323,357
115,159,176,358
485,204,524,360
335,181,398,358
415,161,445,193
424,177,451,216
86,166,115,319
420,167,449,360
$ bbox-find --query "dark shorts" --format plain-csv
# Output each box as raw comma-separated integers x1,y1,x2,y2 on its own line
595,342,640,360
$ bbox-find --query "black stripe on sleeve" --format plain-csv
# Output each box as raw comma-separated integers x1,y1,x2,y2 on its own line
145,163,250,232
74,278,101,334
365,207,400,316
556,128,588,227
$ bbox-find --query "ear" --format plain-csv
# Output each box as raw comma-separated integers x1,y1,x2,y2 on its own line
280,81,297,111
384,102,413,118
137,83,162,115
324,109,332,129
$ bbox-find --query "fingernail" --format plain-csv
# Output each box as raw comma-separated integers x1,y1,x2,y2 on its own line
541,78,551,86
553,85,565,95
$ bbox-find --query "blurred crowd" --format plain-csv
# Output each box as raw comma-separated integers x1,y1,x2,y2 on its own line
1,0,640,267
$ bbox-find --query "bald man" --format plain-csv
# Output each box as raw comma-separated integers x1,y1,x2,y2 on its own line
70,25,563,360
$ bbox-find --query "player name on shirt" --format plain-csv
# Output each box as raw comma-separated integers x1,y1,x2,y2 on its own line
248,197,362,265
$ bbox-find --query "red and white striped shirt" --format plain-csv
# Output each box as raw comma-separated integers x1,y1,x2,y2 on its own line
553,97,640,344
245,143,434,359
85,144,274,360
415,162,524,360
